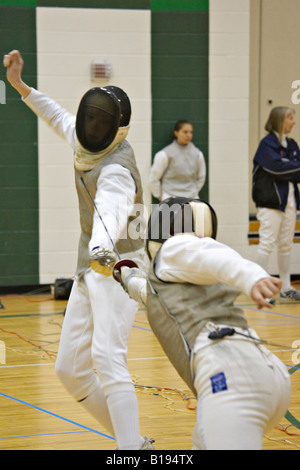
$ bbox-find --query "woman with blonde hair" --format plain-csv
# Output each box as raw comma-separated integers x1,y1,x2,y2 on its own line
252,106,300,300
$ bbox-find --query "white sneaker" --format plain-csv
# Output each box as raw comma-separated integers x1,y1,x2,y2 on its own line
141,436,155,450
280,289,300,301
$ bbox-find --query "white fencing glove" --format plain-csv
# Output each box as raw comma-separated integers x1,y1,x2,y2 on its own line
120,266,147,304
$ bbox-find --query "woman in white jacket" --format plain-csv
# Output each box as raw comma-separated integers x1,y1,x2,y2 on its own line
149,120,206,201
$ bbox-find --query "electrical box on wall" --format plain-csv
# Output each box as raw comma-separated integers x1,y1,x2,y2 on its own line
90,60,112,81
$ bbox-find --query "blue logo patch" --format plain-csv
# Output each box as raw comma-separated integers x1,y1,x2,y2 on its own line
210,372,227,394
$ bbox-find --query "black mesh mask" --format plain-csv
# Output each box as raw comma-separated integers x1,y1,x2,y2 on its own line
146,197,218,260
101,86,131,127
76,87,121,153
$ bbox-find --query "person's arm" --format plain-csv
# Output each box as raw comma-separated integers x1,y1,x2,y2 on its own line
196,151,206,192
256,140,300,182
88,163,138,276
148,150,169,200
156,234,281,309
120,266,147,305
120,234,281,309
4,50,76,148
4,50,31,98
89,164,136,251
24,89,76,148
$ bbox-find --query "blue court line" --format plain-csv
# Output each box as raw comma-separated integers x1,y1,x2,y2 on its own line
132,324,152,332
287,363,300,371
247,316,300,323
0,430,90,440
238,305,300,320
0,312,64,319
0,392,115,441
250,322,300,328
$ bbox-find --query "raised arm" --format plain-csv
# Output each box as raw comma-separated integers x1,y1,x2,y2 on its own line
4,50,31,98
4,50,76,148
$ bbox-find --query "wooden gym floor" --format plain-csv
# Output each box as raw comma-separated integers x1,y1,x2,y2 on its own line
0,285,299,451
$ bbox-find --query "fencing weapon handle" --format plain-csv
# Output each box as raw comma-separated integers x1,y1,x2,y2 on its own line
112,259,138,283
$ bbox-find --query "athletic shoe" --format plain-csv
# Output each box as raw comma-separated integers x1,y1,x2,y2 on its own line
141,436,155,450
280,289,300,301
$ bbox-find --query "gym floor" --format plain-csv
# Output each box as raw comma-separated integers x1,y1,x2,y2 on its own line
0,287,299,450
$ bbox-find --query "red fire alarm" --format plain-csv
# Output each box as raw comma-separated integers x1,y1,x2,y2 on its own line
91,60,112,81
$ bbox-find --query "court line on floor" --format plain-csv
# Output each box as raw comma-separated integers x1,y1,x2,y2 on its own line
0,363,54,369
0,355,168,370
0,430,91,440
132,324,152,332
239,305,300,320
0,391,115,442
249,322,300,329
0,312,64,319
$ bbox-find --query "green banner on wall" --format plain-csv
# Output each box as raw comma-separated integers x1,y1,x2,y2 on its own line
0,1,36,5
151,0,208,10
0,0,209,9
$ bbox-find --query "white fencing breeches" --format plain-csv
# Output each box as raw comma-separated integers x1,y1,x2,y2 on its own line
192,332,291,450
55,269,138,401
55,249,149,449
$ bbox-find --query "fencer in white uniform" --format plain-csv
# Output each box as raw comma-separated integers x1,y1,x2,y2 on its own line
4,50,154,450
120,197,291,450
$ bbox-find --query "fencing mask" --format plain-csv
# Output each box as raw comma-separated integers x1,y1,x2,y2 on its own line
146,196,218,260
75,86,131,153
102,86,131,128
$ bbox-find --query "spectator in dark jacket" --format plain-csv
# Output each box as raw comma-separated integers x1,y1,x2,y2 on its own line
252,106,300,300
